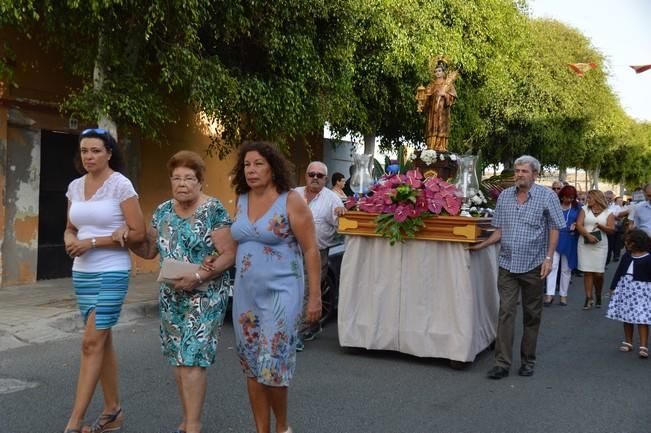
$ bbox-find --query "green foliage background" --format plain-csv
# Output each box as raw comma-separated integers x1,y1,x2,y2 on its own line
1,0,649,186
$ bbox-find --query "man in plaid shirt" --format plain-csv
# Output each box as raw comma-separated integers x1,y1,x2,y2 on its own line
471,155,564,379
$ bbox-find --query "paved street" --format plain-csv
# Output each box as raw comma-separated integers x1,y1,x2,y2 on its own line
2,264,651,433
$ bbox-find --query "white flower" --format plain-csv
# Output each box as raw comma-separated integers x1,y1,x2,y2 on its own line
471,195,483,205
420,149,437,165
450,154,457,161
439,154,445,161
409,153,417,161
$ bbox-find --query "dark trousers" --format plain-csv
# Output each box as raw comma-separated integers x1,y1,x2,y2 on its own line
495,266,543,369
607,226,623,262
299,248,328,334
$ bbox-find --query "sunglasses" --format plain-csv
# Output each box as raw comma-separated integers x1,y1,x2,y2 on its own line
80,128,110,137
308,172,326,179
552,187,561,191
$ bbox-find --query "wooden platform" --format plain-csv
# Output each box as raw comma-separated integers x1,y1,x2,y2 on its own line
338,211,492,243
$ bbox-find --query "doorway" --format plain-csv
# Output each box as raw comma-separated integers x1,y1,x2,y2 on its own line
37,130,79,279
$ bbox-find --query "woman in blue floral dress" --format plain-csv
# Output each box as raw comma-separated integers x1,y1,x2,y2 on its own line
126,151,235,433
228,142,321,433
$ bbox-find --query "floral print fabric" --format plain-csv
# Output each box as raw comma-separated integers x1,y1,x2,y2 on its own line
152,197,232,367
607,274,651,325
231,192,304,387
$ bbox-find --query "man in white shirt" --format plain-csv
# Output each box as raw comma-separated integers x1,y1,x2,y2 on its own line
605,191,626,262
294,161,346,349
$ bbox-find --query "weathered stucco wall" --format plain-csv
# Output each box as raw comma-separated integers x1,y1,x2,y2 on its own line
2,110,41,285
0,106,7,284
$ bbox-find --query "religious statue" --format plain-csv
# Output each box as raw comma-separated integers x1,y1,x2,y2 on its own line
416,58,458,152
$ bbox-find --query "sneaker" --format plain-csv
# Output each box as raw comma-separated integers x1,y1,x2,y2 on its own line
296,339,304,352
302,325,323,341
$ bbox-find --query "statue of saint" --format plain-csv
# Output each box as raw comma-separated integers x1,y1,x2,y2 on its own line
416,59,458,152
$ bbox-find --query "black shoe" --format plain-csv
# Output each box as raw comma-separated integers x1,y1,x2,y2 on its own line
487,366,509,379
518,364,535,377
595,297,602,308
613,256,620,262
302,325,323,341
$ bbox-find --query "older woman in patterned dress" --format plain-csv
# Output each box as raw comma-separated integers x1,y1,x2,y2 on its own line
125,150,235,433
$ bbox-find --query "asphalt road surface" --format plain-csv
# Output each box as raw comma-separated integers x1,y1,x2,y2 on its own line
2,267,651,433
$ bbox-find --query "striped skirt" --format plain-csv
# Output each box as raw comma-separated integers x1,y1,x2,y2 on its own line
73,271,130,330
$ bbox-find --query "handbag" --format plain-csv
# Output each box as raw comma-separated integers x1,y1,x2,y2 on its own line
585,230,602,243
157,259,208,291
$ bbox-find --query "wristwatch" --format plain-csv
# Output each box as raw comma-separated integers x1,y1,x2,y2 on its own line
91,238,97,248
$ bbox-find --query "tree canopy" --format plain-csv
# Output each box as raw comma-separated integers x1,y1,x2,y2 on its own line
1,0,649,185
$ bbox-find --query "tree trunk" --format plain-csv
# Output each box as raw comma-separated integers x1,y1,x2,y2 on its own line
93,31,118,140
559,167,567,182
363,134,376,156
591,166,600,190
619,177,625,197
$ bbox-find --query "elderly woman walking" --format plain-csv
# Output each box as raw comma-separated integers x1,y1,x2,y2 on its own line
126,150,235,433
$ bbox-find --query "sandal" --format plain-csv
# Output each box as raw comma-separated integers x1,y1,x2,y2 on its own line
83,408,123,433
639,346,649,359
619,341,633,352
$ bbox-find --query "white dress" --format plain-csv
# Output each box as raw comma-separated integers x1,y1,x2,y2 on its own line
577,206,610,272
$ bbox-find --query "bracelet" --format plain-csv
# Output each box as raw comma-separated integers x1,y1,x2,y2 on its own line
91,238,97,248
544,256,552,261
194,272,203,284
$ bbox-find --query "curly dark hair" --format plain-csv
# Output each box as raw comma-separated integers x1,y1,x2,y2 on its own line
231,141,295,195
624,229,651,253
74,128,124,174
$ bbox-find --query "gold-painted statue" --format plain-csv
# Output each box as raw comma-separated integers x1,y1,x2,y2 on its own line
416,57,458,152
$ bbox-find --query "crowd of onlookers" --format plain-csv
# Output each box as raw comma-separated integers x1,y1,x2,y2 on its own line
545,180,651,359
470,157,650,380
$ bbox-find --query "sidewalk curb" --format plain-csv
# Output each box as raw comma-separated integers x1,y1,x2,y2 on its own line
0,300,160,353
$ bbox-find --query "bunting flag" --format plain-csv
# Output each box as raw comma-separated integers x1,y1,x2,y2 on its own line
630,64,651,74
568,63,597,77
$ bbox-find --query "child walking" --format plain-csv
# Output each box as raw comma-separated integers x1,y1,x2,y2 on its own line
606,229,651,358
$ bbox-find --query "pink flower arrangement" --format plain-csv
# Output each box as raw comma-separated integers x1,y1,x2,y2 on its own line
345,169,462,244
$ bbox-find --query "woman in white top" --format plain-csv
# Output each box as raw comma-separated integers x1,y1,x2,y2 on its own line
576,189,615,310
63,128,145,433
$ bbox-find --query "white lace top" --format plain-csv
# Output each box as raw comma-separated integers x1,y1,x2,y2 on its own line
66,172,138,272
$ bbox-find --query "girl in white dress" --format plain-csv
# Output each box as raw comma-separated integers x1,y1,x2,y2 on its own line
576,190,615,309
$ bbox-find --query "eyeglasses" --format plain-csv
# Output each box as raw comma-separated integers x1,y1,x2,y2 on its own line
307,172,326,179
552,187,561,191
170,176,199,184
